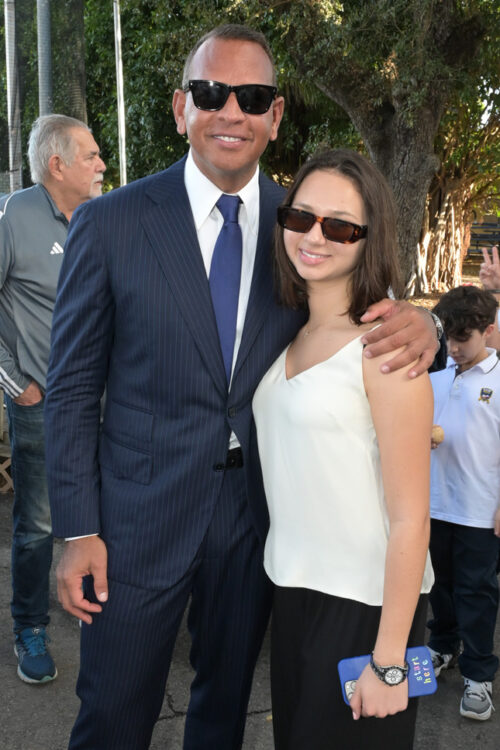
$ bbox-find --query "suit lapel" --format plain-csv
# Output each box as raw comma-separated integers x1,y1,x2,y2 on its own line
141,158,227,395
232,174,283,382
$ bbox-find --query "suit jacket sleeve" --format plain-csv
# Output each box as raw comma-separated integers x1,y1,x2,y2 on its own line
45,201,114,537
429,336,448,373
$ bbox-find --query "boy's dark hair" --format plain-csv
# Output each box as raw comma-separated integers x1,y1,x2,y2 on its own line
433,285,498,340
274,148,402,324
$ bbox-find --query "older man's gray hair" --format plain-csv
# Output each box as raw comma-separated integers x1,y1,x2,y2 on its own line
28,114,90,185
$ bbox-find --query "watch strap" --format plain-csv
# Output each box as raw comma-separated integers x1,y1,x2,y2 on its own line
429,311,444,341
370,652,409,685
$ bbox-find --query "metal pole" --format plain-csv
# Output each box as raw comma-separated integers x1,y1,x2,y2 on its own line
4,0,22,191
113,0,127,185
37,0,53,115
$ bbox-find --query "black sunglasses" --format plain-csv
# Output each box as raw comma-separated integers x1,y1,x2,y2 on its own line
277,206,368,244
184,80,277,115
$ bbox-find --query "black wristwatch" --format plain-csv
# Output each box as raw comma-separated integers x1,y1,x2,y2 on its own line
429,311,444,341
370,653,409,686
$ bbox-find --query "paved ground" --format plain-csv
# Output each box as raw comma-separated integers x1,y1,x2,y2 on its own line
0,490,498,749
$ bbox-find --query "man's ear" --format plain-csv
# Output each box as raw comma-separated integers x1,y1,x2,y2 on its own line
172,90,187,135
269,95,285,142
47,153,65,182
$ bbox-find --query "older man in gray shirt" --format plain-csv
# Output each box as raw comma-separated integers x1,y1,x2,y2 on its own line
0,114,105,683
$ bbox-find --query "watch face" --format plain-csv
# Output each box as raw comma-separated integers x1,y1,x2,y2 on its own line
384,668,404,685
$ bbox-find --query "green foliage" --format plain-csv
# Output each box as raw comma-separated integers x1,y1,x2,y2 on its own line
0,0,384,186
85,0,245,184
0,0,497,229
1,0,87,184
82,0,355,185
0,0,39,184
250,0,496,126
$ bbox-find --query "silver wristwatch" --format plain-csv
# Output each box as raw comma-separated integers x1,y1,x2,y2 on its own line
429,311,444,341
370,653,409,686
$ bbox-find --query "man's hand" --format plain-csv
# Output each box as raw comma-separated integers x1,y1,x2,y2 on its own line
479,246,500,290
14,380,43,405
56,536,108,624
360,299,439,378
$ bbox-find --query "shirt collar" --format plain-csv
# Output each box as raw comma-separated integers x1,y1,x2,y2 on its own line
446,348,499,373
184,150,260,235
39,183,69,226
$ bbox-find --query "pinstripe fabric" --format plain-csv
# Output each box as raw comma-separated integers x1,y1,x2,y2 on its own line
44,157,305,748
70,469,272,750
45,157,305,589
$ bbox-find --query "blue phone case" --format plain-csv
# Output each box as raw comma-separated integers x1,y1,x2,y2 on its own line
338,646,437,705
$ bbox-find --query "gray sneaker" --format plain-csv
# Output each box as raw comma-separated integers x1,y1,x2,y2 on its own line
428,646,458,678
460,679,495,721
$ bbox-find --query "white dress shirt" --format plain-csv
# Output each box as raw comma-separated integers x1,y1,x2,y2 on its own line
184,150,260,384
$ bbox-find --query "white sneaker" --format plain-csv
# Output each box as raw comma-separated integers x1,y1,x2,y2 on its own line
428,646,458,677
460,679,495,721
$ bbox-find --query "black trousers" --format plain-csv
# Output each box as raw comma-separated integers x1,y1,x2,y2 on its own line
428,518,500,682
271,586,428,750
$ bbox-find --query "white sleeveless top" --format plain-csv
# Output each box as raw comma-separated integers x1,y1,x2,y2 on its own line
252,334,434,606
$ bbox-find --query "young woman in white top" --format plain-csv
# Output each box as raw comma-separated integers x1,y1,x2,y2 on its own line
253,149,434,749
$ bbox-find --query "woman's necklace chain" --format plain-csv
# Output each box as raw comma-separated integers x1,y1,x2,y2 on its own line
303,321,336,337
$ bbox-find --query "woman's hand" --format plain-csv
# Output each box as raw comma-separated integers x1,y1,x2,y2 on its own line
349,663,409,720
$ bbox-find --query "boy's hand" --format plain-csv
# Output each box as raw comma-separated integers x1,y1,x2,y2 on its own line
431,425,444,450
479,246,500,290
494,507,500,537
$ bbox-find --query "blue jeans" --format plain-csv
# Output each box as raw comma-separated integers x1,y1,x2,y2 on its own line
5,394,53,631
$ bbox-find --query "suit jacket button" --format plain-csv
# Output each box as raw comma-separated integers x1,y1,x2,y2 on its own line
228,407,236,418
213,463,225,472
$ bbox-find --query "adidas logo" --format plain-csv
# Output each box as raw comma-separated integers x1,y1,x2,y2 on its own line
50,242,64,255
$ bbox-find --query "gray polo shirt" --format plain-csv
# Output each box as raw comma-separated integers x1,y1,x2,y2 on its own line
0,184,68,396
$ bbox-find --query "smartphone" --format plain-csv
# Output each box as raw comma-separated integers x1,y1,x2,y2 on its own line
338,646,437,706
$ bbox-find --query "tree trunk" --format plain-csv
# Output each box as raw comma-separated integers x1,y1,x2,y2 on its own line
418,179,471,293
276,0,489,296
319,89,443,296
354,111,441,296
52,0,87,122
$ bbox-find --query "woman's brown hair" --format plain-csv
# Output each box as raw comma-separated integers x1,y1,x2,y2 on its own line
274,149,402,324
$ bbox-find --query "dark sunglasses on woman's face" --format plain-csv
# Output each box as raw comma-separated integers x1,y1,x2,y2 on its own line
184,80,277,115
277,206,368,244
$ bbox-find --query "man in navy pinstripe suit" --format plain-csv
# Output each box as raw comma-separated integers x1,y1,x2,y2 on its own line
45,24,439,750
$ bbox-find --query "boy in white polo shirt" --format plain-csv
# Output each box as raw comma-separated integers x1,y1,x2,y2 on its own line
428,285,500,721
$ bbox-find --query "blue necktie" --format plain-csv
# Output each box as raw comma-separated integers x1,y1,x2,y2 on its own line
209,194,242,383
